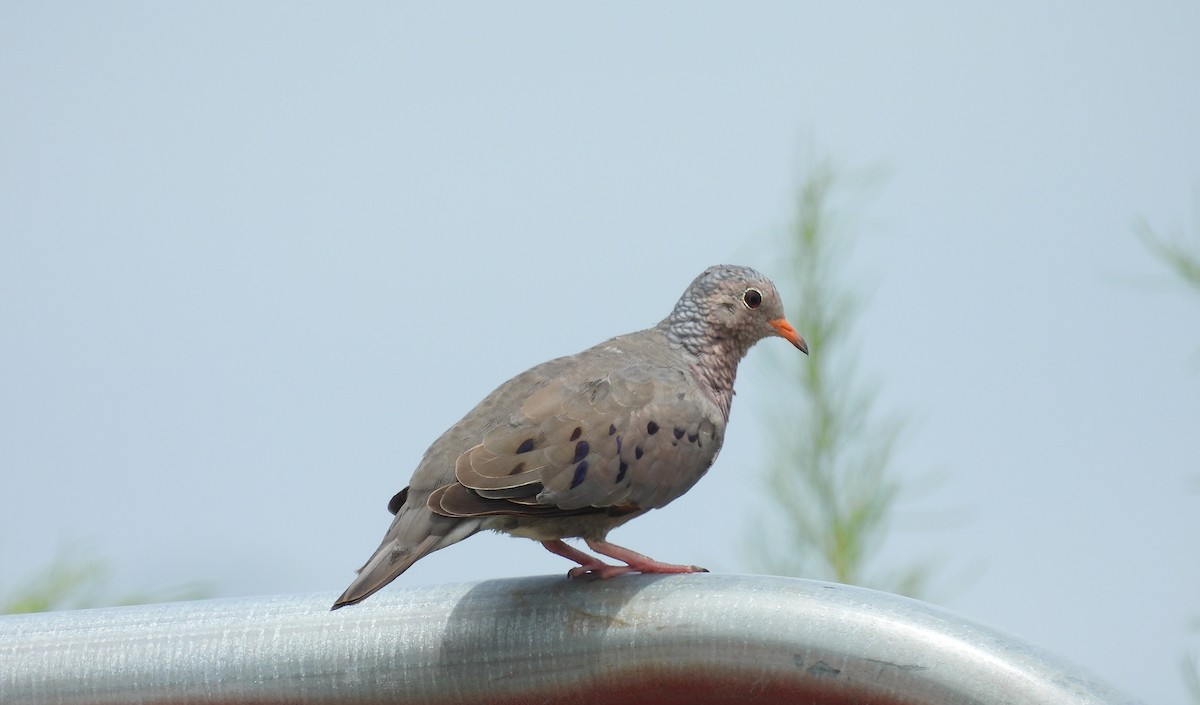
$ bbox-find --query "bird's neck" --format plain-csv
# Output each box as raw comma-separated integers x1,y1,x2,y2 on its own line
658,319,744,420
693,347,739,421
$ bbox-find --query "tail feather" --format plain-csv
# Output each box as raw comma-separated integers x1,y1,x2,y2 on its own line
331,535,441,610
331,495,481,610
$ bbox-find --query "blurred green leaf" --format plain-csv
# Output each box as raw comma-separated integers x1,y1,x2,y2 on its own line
1136,203,1200,703
747,157,937,597
1,544,214,614
1137,216,1200,293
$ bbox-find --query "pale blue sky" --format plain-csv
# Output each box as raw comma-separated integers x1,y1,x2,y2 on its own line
2,3,1198,703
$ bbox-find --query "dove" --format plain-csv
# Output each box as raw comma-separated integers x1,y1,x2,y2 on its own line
332,264,807,609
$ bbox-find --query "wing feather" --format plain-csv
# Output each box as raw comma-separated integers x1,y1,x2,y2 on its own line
434,364,724,520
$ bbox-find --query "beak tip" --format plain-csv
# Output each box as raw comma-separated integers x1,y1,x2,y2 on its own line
769,318,809,355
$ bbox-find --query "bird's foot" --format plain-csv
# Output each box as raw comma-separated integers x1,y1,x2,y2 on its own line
586,539,708,575
540,539,707,580
541,540,628,579
567,563,636,580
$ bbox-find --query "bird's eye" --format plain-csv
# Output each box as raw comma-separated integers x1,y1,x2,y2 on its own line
742,288,763,309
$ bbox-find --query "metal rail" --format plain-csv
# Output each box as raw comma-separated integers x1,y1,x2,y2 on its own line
1,573,1142,704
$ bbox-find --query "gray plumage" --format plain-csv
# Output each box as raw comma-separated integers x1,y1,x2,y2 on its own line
332,264,807,609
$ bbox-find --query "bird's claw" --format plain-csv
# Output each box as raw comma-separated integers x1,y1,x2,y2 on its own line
567,564,635,580
567,563,708,579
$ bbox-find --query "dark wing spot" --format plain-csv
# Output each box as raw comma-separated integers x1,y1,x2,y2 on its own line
647,421,659,435
569,426,582,442
586,379,605,401
635,445,644,460
616,461,628,482
687,433,698,443
387,486,410,515
569,461,588,489
616,435,623,454
516,438,535,454
609,424,617,436
508,462,526,476
673,427,684,439
572,440,589,463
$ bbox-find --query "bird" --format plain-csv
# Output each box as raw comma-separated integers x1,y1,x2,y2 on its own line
331,264,807,609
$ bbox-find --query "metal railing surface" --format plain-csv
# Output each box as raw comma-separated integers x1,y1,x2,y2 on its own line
1,573,1142,705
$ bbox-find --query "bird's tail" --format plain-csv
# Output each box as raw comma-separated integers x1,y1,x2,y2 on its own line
331,493,480,610
331,536,439,609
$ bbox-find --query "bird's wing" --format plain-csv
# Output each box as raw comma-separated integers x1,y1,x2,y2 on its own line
429,363,724,519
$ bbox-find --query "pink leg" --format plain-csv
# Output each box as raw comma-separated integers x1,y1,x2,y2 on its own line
540,539,707,579
540,540,631,578
585,539,708,576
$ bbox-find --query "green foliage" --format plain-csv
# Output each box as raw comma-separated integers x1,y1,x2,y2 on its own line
749,157,930,596
1,545,213,614
1137,216,1200,294
1,547,109,614
1137,206,1200,703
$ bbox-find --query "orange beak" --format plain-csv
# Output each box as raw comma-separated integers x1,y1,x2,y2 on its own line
770,318,809,354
